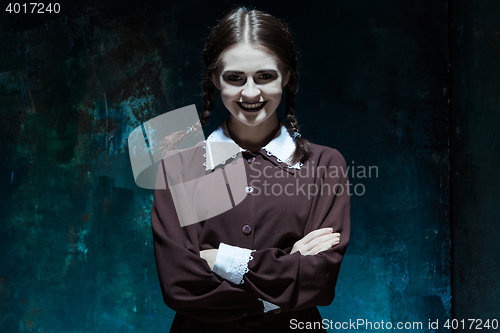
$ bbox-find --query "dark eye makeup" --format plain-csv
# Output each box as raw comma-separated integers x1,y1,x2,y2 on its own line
258,73,273,80
221,70,279,84
227,75,242,81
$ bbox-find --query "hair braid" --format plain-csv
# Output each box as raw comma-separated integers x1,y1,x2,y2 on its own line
284,72,312,165
200,71,215,125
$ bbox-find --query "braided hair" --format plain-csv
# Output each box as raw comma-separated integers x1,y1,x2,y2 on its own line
201,7,312,165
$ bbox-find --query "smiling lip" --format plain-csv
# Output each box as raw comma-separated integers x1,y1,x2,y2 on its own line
236,101,268,112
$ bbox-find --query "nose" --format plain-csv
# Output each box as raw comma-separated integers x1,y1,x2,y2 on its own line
241,78,260,100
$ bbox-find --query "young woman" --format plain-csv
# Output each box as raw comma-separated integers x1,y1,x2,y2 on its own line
151,7,350,332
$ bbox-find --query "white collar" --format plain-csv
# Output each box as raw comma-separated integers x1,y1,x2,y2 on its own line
203,120,303,171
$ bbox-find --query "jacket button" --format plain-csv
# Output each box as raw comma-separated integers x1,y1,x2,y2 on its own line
247,156,256,164
274,308,281,314
245,186,254,194
242,224,252,235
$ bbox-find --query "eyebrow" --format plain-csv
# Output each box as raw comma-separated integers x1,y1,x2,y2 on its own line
222,69,279,75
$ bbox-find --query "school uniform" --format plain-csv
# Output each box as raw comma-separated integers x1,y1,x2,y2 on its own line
151,120,350,332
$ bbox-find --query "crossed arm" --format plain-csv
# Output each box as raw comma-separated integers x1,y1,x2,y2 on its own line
200,227,341,269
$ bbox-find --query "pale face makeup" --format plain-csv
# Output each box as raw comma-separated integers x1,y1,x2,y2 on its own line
213,43,289,128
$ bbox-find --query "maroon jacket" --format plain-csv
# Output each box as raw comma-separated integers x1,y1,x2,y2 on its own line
151,124,350,332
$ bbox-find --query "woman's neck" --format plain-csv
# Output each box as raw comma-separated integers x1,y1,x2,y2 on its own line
226,115,280,152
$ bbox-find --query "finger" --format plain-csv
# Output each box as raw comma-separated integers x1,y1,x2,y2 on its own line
308,238,339,255
293,229,338,255
309,233,341,252
296,229,337,248
311,232,338,246
302,233,341,255
301,228,334,245
302,233,337,252
329,233,341,244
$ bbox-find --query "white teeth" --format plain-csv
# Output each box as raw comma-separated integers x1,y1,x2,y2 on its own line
241,102,263,109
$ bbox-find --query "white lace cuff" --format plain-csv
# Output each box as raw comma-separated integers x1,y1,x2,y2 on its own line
259,298,280,313
212,243,254,285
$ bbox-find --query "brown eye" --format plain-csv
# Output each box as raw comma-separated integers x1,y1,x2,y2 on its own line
228,75,241,81
259,73,272,80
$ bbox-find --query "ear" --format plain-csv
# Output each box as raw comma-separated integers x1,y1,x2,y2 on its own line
282,71,290,88
212,73,220,90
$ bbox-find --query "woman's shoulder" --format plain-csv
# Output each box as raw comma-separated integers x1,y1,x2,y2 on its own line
307,142,347,168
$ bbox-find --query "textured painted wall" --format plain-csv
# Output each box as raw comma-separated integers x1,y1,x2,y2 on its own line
293,2,451,330
0,0,490,332
0,2,182,331
450,0,500,329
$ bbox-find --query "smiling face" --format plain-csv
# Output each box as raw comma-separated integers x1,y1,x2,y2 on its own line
213,43,289,127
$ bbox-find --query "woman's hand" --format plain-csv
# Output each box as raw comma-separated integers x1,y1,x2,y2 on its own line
291,228,341,256
200,228,340,268
200,249,218,270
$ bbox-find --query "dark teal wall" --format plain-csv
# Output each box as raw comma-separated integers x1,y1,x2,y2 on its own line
0,0,496,332
450,0,500,329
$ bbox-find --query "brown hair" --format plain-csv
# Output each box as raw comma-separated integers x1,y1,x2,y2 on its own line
200,7,312,165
